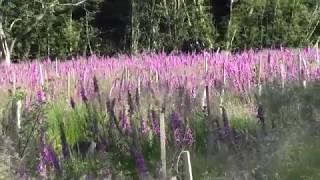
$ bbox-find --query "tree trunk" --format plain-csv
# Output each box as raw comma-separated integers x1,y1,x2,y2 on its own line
0,16,11,66
4,51,10,65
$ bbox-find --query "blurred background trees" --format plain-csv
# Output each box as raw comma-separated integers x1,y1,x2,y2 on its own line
0,0,319,63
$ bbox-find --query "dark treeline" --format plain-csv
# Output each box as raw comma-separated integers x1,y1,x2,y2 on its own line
0,0,319,63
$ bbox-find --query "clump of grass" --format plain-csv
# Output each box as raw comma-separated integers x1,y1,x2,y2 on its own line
226,101,258,135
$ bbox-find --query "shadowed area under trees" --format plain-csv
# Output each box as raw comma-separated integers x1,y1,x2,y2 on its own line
0,0,319,64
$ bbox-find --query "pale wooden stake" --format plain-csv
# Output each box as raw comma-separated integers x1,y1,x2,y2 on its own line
13,73,16,94
13,73,22,130
39,64,44,87
72,68,76,83
55,58,59,76
67,71,71,99
316,42,319,64
220,62,226,116
16,100,22,130
44,69,48,83
280,62,285,90
201,88,206,109
137,76,141,96
298,50,303,87
156,70,159,83
302,57,308,88
160,111,166,180
205,86,211,115
220,62,226,106
257,56,262,97
205,58,208,73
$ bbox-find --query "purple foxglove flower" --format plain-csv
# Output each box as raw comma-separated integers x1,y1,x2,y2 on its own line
119,110,132,135
38,143,61,177
150,111,160,136
133,151,148,176
139,118,149,135
170,111,182,131
183,128,193,146
174,128,183,143
36,90,46,103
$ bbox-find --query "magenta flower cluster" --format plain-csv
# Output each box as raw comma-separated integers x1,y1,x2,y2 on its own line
0,48,318,103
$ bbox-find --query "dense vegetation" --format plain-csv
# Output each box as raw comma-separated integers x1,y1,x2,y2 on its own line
0,0,320,179
0,0,319,64
0,49,319,178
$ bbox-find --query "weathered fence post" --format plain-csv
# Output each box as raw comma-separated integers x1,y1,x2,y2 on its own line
280,61,285,90
67,70,71,99
302,57,308,88
39,64,44,87
13,73,22,130
257,55,262,97
55,58,59,77
160,109,166,179
316,42,319,64
220,62,226,109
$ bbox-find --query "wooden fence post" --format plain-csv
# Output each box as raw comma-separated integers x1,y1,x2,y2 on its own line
67,71,71,99
160,110,166,180
13,73,22,130
257,55,262,97
316,42,319,64
55,58,59,77
39,64,44,87
280,61,285,90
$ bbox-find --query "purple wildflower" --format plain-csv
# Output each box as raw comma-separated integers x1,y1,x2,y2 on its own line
38,143,61,176
174,128,194,147
170,112,182,131
150,110,160,136
139,118,149,135
133,151,148,176
119,110,132,135
36,90,46,103
183,128,193,146
174,128,184,143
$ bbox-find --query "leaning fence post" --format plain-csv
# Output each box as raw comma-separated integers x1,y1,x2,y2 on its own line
160,109,166,180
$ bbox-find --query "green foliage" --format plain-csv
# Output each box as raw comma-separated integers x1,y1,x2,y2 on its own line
227,0,320,50
132,0,217,53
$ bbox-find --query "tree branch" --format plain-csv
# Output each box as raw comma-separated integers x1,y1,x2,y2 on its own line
57,0,87,6
9,18,22,32
10,13,46,53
